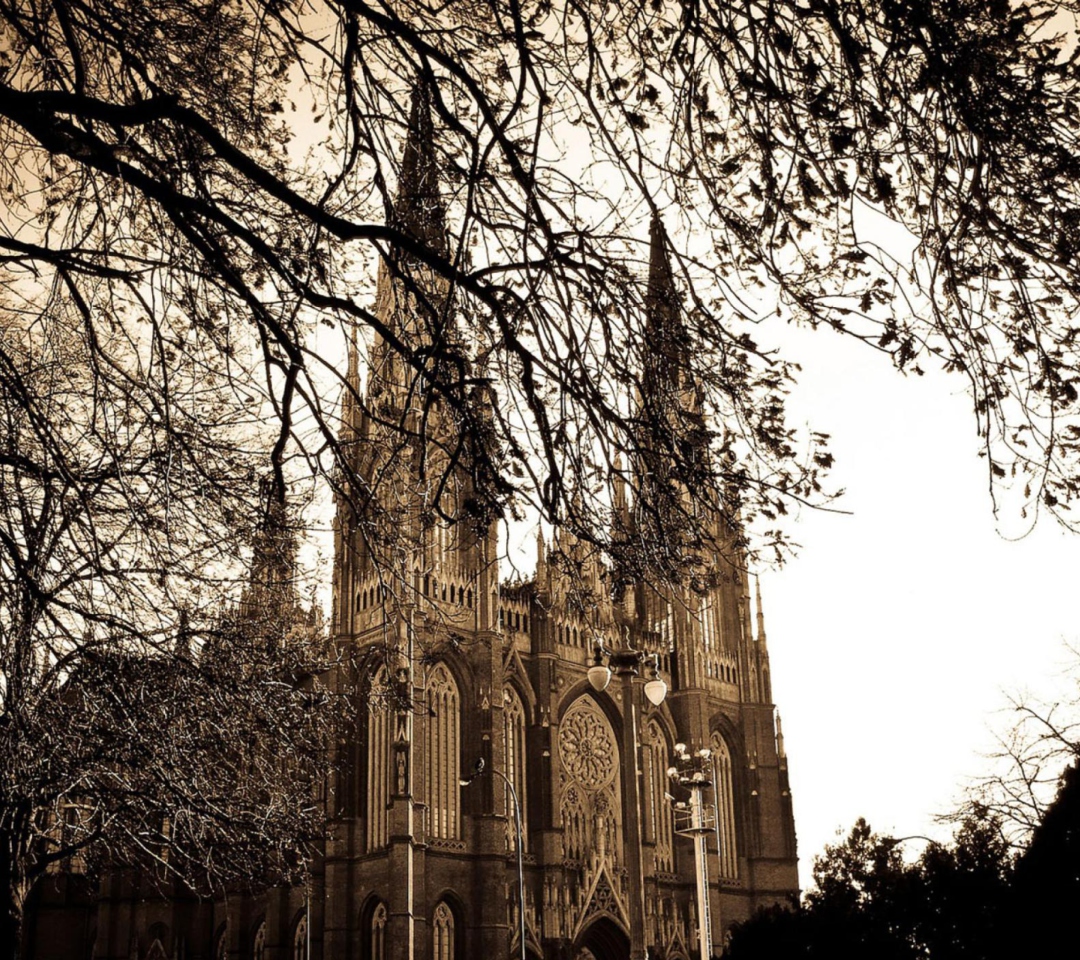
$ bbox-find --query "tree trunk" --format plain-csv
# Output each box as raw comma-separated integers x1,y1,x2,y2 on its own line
1,812,33,960
0,897,23,960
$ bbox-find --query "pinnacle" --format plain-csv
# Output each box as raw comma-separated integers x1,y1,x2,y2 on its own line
394,82,448,258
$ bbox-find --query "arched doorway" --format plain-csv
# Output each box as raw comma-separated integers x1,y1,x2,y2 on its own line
574,916,630,960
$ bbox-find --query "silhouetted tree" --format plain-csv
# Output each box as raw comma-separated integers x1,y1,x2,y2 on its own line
6,0,1080,572
0,321,339,958
726,811,1012,960
1006,760,1080,958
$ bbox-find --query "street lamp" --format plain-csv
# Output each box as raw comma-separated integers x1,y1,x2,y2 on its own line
586,641,667,960
588,644,668,707
668,744,715,960
461,758,526,960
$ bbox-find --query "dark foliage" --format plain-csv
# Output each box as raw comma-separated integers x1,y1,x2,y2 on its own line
726,811,1012,960
1006,760,1080,958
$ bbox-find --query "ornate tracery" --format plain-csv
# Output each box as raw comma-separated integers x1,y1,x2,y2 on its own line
425,663,460,839
643,720,674,873
710,731,739,879
367,666,391,851
503,684,528,849
558,698,621,864
432,901,455,960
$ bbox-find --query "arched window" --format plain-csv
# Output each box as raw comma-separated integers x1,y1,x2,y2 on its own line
425,663,460,839
252,922,266,960
710,732,739,879
432,901,455,960
558,697,621,864
370,903,387,960
643,721,674,872
699,595,715,650
293,913,308,960
367,667,391,851
503,685,528,850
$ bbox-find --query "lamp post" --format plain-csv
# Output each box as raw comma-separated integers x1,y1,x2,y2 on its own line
668,744,715,960
461,758,527,960
588,643,667,960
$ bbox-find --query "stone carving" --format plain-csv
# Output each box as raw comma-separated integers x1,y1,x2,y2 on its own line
559,698,622,865
559,701,616,788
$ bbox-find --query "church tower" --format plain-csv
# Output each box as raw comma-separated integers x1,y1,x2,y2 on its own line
27,83,798,960
326,86,799,960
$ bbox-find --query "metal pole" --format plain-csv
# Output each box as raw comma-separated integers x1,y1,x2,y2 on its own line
611,651,648,960
690,784,712,960
490,768,527,960
463,760,526,960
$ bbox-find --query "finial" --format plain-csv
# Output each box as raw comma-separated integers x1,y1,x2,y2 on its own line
346,322,359,382
174,607,191,658
755,574,767,646
775,709,786,759
612,452,628,519
536,526,546,578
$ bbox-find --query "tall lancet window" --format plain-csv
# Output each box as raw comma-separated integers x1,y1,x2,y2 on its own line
643,721,674,872
432,901,455,960
293,914,308,960
425,663,460,839
370,903,387,960
367,667,391,851
710,732,739,879
699,595,716,650
503,685,528,850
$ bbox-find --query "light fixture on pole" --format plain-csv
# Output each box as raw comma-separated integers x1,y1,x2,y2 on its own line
588,644,668,707
668,744,716,960
460,758,526,960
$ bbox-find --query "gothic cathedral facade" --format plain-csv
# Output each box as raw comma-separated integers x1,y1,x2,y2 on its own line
317,85,798,960
26,87,797,960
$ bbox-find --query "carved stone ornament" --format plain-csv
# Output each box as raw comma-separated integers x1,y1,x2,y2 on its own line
559,700,617,788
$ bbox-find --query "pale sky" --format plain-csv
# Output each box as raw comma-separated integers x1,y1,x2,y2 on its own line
760,318,1080,888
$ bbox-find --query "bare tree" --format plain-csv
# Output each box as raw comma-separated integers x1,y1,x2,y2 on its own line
6,0,1080,952
0,302,338,954
963,654,1080,845
7,0,1080,559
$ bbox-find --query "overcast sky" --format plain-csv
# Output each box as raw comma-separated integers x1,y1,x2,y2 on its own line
761,318,1080,887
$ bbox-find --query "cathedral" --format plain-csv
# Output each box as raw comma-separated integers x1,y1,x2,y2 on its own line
25,88,797,960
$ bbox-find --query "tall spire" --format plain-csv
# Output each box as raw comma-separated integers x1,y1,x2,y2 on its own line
394,82,447,258
755,575,768,647
643,214,686,392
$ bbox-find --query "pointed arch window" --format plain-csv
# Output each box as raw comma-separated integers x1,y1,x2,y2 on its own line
643,721,674,872
252,922,266,960
432,901,455,960
710,732,739,879
367,667,391,851
425,663,460,839
371,903,387,960
558,697,621,864
699,595,716,650
503,685,528,850
293,914,308,960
